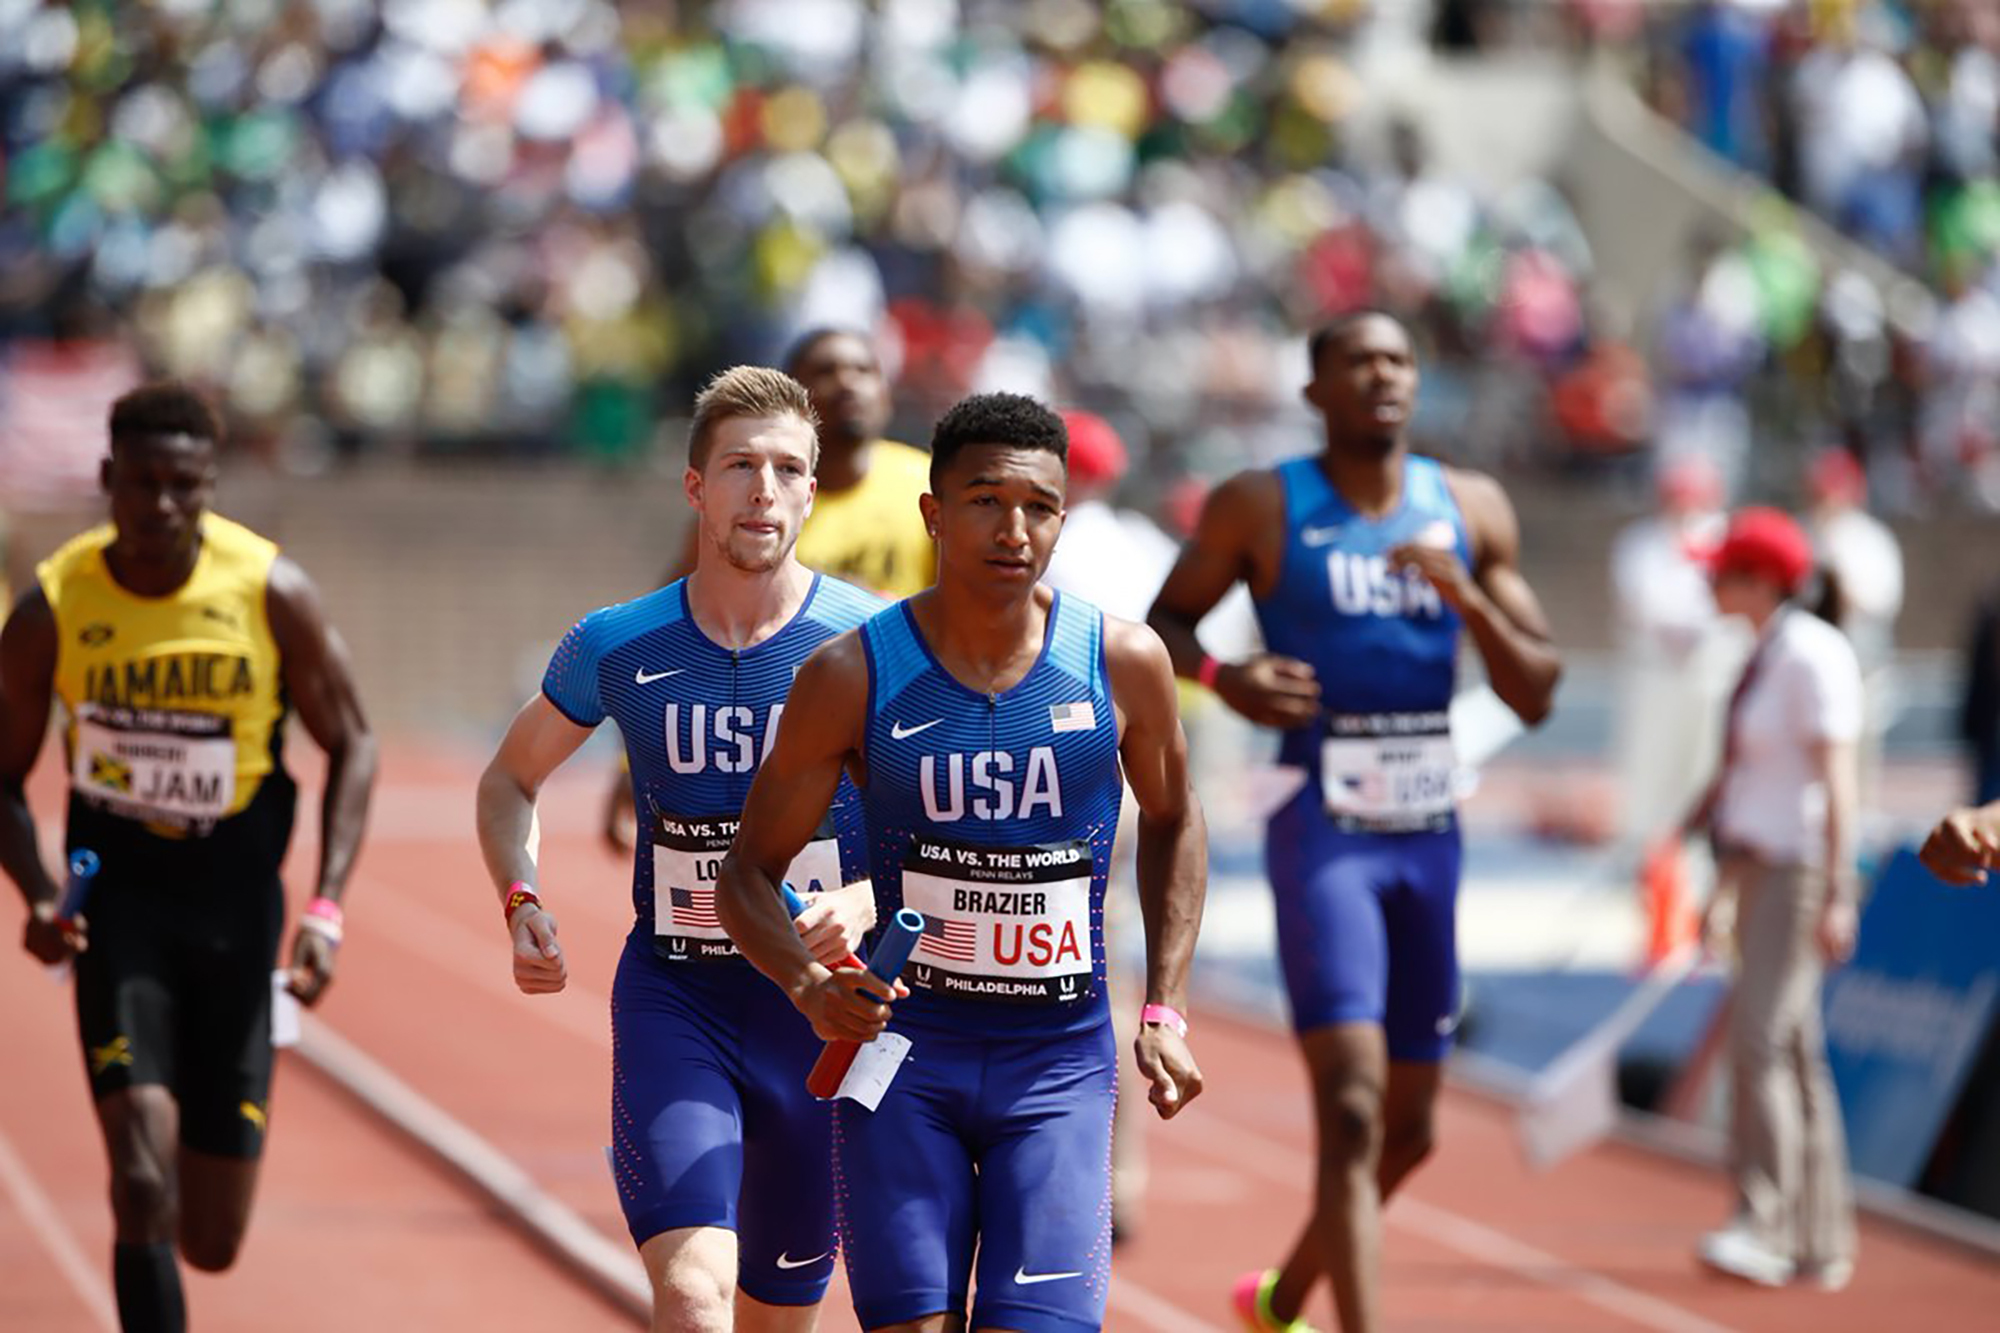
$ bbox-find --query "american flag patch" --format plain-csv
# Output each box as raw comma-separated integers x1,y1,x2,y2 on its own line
916,913,977,962
669,885,719,929
1050,701,1095,733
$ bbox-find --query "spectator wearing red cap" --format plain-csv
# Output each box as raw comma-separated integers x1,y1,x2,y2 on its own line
1678,505,1862,1292
1042,410,1172,622
1806,448,1902,797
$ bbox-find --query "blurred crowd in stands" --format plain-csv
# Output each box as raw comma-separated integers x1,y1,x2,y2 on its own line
1641,0,2000,511
0,0,1647,507
0,0,1996,519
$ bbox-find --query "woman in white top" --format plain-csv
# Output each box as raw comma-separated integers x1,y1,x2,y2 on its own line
1681,506,1862,1291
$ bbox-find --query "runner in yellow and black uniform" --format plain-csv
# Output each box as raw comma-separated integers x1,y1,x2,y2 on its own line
0,383,376,1333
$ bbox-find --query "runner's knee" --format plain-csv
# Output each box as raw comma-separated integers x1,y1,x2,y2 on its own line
108,1154,176,1238
652,1260,732,1333
1318,1085,1385,1166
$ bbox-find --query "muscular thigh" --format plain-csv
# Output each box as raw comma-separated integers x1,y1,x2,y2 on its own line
1266,797,1393,1035
610,948,750,1247
835,1030,978,1332
969,1024,1117,1333
736,978,838,1308
1378,827,1462,1063
173,874,284,1158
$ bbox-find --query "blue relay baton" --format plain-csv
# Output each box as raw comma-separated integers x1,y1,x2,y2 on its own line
56,849,100,932
806,907,924,1100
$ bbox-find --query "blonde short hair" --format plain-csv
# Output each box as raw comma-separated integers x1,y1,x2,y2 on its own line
687,366,820,468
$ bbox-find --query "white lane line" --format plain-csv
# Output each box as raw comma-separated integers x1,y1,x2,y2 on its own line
296,1015,649,1323
0,1124,119,1331
1108,1274,1230,1333
1394,1199,1745,1333
1178,1110,1745,1333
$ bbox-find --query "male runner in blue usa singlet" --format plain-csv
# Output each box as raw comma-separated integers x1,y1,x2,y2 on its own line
719,393,1208,1333
1150,312,1561,1333
474,367,882,1333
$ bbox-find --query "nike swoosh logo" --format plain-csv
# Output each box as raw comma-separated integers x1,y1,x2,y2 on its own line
775,1251,830,1270
890,719,943,740
1014,1268,1084,1285
634,668,683,685
1300,525,1346,547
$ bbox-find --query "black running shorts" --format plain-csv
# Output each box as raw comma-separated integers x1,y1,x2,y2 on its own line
69,770,297,1159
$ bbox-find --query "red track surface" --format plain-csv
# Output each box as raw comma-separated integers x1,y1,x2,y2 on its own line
4,747,1997,1331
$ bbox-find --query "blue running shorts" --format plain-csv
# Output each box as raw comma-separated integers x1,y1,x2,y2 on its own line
1266,788,1464,1062
608,932,838,1306
833,1020,1117,1331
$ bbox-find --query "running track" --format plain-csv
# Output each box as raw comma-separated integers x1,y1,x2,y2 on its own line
3,748,1996,1331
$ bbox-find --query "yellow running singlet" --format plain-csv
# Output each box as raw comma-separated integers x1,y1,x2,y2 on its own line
794,439,934,599
39,514,287,833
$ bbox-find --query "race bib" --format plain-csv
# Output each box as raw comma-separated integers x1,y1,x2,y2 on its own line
651,812,841,962
899,835,1094,1006
1320,711,1456,832
72,703,234,825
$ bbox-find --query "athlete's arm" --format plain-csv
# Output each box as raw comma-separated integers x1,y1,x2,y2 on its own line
1107,617,1208,1119
269,558,378,1004
0,588,72,963
717,634,899,1042
1921,800,2000,886
1814,736,1861,961
1148,470,1319,728
477,695,595,994
1397,470,1561,726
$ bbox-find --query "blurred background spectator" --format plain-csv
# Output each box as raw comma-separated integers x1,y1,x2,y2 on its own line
1806,445,1904,794
1608,454,1741,856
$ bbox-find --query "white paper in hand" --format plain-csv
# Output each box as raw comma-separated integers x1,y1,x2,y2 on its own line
1450,684,1526,775
270,969,302,1049
835,1031,912,1111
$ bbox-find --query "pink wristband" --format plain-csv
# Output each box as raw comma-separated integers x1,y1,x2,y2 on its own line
300,895,344,946
1141,1003,1188,1037
1196,655,1223,691
504,881,542,924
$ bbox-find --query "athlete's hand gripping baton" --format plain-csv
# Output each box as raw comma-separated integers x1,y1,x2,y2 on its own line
46,849,101,981
804,907,924,1100
780,881,865,971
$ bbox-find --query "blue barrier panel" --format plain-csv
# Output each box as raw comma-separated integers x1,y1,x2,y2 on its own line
1824,847,2000,1187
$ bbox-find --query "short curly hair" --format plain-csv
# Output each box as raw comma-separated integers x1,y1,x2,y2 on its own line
928,392,1067,490
109,382,223,452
